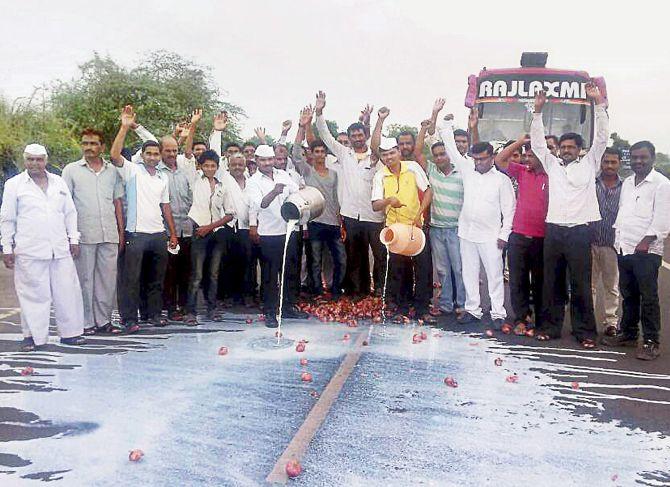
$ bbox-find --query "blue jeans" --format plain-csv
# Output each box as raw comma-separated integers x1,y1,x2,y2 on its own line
308,222,347,296
430,226,465,312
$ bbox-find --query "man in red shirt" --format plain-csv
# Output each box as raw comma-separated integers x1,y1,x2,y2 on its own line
495,134,549,334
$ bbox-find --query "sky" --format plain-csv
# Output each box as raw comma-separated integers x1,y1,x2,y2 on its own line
1,0,669,152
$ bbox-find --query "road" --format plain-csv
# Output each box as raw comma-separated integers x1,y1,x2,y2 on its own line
0,250,669,485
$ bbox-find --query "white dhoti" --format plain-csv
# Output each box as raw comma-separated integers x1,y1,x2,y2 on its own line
460,238,506,320
14,255,85,345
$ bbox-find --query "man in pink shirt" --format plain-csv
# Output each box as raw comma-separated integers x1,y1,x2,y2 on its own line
495,135,549,334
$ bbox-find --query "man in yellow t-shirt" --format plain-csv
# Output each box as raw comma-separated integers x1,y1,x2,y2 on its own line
372,137,434,323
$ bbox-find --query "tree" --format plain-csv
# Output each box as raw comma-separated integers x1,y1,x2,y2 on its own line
609,132,630,151
310,119,339,139
0,94,80,166
48,51,244,157
385,123,417,139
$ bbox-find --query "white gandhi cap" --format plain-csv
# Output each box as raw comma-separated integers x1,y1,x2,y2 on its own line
254,144,275,158
379,137,398,151
24,143,48,156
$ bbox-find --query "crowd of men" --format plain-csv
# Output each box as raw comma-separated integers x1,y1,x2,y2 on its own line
1,85,669,361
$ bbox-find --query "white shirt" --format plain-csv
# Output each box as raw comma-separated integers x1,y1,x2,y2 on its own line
614,169,670,256
116,158,170,234
246,168,299,236
1,171,80,259
316,114,384,223
221,172,251,230
530,104,609,225
438,122,516,243
188,174,235,230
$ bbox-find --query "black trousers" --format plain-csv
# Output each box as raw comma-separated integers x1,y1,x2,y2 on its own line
618,252,662,343
259,233,300,315
162,236,191,313
508,232,544,326
342,216,386,295
225,228,255,302
387,231,432,315
120,232,168,323
541,224,596,340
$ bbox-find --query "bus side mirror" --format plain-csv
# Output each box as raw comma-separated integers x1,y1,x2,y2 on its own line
580,104,586,124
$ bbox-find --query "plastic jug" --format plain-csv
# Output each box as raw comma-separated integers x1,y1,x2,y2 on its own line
379,223,426,256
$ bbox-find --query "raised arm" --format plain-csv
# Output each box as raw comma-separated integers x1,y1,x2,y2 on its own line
437,113,471,174
183,109,202,160
427,98,444,137
209,111,228,158
584,82,609,168
359,104,373,139
134,122,158,143
530,90,556,171
277,120,292,145
414,119,432,170
292,106,313,176
370,107,389,157
110,105,136,167
495,134,529,171
254,127,267,145
314,91,347,160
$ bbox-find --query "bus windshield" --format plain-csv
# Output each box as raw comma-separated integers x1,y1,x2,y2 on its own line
476,102,593,148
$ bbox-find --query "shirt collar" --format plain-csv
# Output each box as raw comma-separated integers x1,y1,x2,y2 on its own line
382,161,409,177
78,157,111,169
596,174,622,188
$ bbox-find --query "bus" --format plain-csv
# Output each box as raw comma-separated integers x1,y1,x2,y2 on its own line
464,52,608,148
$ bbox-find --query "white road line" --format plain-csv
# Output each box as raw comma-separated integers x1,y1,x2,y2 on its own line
663,260,670,271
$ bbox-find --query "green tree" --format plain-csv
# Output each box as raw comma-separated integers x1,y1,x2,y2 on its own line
48,51,244,157
309,119,339,140
0,94,80,166
385,123,417,139
609,132,630,151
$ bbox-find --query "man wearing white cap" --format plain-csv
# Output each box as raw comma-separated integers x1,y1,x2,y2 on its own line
1,144,86,351
371,136,435,324
247,144,307,327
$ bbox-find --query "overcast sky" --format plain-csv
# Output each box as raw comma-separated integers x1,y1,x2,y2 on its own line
1,0,669,152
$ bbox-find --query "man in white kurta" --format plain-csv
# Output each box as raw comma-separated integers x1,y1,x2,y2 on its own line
439,118,516,329
0,144,85,351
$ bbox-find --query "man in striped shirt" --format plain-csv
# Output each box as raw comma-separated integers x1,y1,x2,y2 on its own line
589,148,622,337
427,141,465,315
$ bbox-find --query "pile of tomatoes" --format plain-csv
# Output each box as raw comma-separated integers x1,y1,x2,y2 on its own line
297,295,384,326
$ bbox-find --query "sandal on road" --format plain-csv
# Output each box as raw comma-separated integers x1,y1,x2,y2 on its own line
150,316,169,328
536,332,555,342
581,338,597,349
